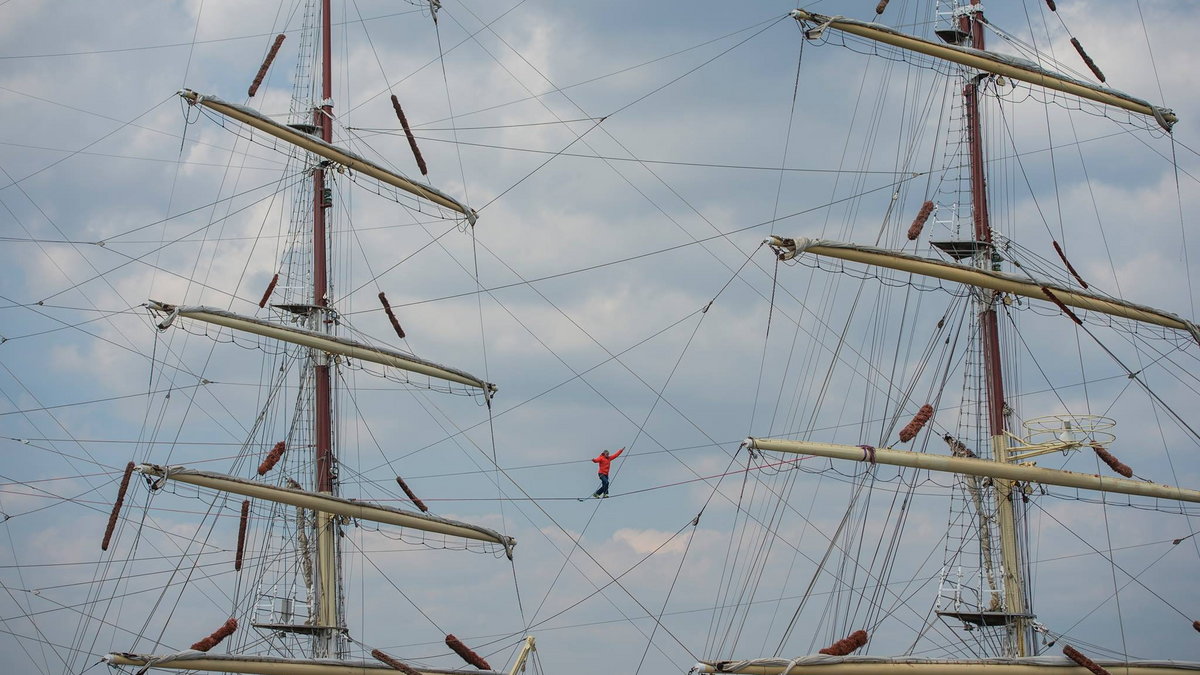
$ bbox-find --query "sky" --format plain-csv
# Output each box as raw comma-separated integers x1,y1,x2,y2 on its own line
1,1,1199,674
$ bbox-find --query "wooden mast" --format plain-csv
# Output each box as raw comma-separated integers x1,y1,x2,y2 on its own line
959,0,1032,656
312,0,340,658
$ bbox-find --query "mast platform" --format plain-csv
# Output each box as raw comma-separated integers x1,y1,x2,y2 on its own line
936,609,1035,628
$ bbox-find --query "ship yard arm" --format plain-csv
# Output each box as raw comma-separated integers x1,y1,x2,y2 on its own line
179,90,477,223
104,652,508,675
137,464,516,557
694,655,1200,675
148,303,497,394
789,10,1176,131
741,438,1200,505
765,238,1200,341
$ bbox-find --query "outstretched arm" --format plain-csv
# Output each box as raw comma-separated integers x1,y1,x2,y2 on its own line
609,447,624,460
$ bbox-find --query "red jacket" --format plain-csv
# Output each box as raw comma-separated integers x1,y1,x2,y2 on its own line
592,447,624,475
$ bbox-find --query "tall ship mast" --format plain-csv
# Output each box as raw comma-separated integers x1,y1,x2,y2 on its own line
98,2,523,673
701,1,1195,673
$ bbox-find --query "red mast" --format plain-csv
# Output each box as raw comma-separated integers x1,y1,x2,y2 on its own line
313,0,333,495
959,0,1031,657
311,0,341,659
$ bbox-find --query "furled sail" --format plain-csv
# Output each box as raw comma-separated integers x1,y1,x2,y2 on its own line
696,655,1200,675
149,302,496,393
138,464,516,554
178,89,477,222
743,438,1200,504
766,238,1199,336
789,11,1177,130
104,652,505,675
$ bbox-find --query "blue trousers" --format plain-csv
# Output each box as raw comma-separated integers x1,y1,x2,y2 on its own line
593,473,610,497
